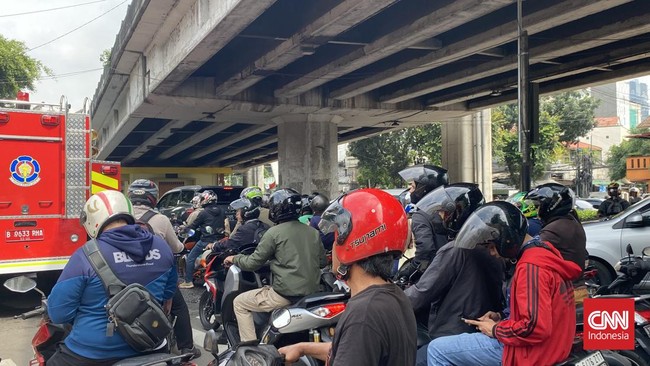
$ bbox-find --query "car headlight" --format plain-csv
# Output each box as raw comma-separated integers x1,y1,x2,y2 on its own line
271,308,291,329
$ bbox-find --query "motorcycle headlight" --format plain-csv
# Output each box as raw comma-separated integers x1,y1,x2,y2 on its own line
271,308,291,329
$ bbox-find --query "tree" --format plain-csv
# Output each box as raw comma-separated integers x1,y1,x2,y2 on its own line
0,35,51,99
608,129,650,180
100,49,112,68
492,90,599,185
347,124,442,188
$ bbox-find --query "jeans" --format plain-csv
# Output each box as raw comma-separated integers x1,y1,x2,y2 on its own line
185,239,208,283
47,344,119,366
428,332,503,366
171,288,193,350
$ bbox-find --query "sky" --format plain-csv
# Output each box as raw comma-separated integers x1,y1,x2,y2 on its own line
3,0,130,110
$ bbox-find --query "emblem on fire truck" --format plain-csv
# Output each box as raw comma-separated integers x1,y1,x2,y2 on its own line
9,155,41,187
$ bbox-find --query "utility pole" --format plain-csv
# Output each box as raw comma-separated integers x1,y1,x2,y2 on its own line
517,0,532,191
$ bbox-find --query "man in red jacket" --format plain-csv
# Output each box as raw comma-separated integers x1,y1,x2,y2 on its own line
428,201,581,366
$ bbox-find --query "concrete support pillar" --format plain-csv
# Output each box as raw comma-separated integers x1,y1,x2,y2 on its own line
244,165,266,189
441,109,493,200
276,115,340,198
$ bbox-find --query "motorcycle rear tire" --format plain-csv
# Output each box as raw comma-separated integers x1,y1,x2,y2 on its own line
199,291,220,331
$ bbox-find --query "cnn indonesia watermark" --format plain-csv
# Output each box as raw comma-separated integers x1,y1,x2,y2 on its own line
584,298,635,350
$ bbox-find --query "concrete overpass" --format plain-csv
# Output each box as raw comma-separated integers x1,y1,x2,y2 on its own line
92,0,650,196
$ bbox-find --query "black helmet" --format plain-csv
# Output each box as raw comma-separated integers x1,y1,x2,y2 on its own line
230,198,260,221
310,194,330,214
127,179,158,207
607,182,620,197
414,183,484,238
454,201,528,259
398,164,449,204
268,188,302,223
524,183,575,221
300,195,314,216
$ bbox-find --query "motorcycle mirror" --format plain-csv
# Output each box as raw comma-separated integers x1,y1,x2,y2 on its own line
626,244,634,256
187,229,195,237
643,247,650,257
3,276,37,293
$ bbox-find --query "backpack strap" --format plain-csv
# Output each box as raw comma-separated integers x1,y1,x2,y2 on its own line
82,239,126,297
139,209,157,224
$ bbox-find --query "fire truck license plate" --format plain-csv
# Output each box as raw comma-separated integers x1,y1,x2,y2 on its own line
5,229,44,242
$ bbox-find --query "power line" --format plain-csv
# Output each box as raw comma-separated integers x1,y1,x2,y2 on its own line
27,0,128,52
0,0,110,18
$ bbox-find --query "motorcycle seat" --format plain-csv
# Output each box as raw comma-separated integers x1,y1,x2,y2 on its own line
293,292,349,308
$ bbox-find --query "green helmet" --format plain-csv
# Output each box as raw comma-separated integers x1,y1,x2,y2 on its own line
241,186,263,200
506,191,538,218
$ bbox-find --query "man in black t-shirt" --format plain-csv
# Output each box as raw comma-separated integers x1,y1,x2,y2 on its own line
279,189,417,366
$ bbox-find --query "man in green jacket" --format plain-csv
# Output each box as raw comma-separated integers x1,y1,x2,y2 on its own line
224,188,326,342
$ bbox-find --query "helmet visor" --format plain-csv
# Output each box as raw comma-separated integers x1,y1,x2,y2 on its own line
453,212,501,250
319,196,353,245
398,165,429,183
413,186,455,220
230,198,251,211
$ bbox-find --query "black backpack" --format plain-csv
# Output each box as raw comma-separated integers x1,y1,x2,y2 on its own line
606,199,624,216
252,220,269,245
82,240,172,352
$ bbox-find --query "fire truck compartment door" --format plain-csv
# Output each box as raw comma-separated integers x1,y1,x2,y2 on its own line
1,138,64,216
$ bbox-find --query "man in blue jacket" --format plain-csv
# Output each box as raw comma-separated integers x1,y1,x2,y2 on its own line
47,190,177,366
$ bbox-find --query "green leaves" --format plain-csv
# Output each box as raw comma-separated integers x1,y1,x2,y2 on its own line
492,91,599,185
348,124,442,188
0,35,51,99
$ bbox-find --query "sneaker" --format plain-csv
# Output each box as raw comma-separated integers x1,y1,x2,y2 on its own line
178,282,194,289
180,346,201,360
217,331,228,344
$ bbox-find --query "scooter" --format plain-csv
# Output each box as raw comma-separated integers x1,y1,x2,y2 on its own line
4,276,196,366
202,262,348,365
591,244,650,364
199,247,346,332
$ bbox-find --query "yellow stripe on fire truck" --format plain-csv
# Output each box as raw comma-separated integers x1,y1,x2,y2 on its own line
91,171,119,193
0,258,69,274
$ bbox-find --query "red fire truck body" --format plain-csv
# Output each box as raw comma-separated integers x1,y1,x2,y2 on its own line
0,96,121,276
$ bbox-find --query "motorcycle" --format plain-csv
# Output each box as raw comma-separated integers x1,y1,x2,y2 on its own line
202,261,348,366
177,228,213,286
199,247,346,332
591,244,650,365
4,276,196,366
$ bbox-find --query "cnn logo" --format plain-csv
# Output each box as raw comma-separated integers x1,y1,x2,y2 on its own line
584,298,634,350
587,310,629,330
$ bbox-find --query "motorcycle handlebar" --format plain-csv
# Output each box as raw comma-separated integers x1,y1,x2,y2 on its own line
18,307,45,320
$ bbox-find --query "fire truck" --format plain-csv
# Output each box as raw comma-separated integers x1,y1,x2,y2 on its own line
0,93,121,282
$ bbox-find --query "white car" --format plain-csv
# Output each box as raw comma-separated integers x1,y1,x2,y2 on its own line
584,199,650,286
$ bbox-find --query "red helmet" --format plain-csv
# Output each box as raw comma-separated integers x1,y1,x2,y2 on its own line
319,188,409,265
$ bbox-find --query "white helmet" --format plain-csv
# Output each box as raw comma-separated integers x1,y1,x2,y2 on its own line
80,190,135,238
631,187,641,193
191,195,201,209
